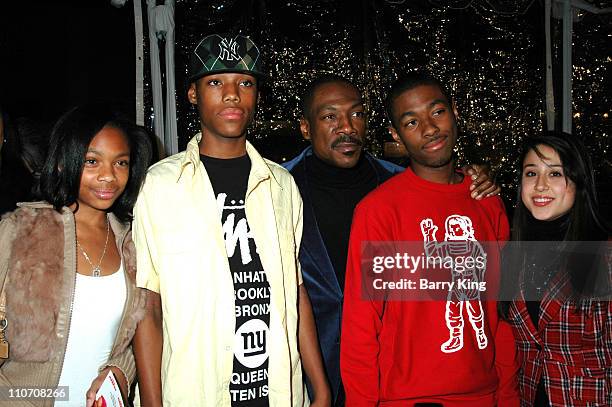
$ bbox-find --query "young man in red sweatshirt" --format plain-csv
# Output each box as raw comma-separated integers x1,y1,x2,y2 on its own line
340,72,519,406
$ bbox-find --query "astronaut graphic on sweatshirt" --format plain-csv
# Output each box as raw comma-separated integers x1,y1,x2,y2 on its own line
420,215,488,353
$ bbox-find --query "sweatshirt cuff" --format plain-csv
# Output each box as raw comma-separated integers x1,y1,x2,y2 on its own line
101,348,136,395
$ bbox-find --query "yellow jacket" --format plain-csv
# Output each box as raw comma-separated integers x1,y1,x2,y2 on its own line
133,134,308,406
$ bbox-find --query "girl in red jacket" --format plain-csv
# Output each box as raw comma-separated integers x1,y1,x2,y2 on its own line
500,131,611,406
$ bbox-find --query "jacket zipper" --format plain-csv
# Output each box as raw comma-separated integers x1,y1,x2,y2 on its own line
53,210,78,406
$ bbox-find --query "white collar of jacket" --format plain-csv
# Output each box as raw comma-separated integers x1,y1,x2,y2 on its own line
176,132,283,190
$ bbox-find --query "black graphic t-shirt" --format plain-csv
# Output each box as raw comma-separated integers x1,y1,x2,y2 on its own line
201,154,271,407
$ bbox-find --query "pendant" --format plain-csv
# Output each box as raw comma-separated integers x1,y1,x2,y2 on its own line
92,266,101,277
0,340,8,359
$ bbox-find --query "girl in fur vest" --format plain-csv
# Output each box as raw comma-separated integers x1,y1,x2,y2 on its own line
0,104,152,407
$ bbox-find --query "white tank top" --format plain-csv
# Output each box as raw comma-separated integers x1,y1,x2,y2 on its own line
54,264,127,406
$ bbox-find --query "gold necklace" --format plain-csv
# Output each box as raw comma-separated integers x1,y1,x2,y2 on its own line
76,220,110,277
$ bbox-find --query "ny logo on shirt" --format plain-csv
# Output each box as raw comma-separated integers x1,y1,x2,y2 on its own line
242,330,266,357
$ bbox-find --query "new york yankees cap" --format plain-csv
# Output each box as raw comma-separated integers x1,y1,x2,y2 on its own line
188,33,267,83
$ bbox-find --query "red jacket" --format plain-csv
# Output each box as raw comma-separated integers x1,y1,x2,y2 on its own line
341,169,519,406
509,269,612,406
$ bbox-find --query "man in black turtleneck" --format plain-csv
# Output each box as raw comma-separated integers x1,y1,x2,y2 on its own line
293,146,379,290
283,74,499,406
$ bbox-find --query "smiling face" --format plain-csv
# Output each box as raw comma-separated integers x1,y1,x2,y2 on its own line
521,144,576,221
188,72,258,142
77,125,130,215
300,81,366,168
389,84,458,177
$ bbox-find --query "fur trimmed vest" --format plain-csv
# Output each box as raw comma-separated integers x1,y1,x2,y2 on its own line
1,203,146,363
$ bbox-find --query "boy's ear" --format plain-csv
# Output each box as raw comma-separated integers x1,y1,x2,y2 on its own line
187,83,198,105
389,125,401,144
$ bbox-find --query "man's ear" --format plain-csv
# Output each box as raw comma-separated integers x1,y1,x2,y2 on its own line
452,100,459,121
187,83,198,105
299,117,311,141
389,124,401,144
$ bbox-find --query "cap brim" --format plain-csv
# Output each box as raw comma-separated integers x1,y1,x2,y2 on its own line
189,69,268,84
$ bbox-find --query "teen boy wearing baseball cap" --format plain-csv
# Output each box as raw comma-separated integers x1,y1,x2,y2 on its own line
132,33,330,407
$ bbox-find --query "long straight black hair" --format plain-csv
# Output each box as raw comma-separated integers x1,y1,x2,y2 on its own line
513,131,608,243
499,131,610,318
39,104,153,223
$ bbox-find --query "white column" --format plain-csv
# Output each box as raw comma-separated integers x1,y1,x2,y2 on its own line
147,0,165,153
561,0,573,133
163,0,178,155
134,0,145,126
545,0,555,130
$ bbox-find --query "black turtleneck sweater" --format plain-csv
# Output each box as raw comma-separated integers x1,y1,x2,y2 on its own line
523,213,569,325
523,213,569,407
305,153,378,290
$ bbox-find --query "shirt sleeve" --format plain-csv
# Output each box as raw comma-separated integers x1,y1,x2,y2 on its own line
291,177,304,286
494,196,510,243
340,202,385,407
494,319,520,407
133,180,160,293
490,197,520,406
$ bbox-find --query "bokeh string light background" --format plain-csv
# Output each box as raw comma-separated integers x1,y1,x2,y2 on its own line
151,0,610,208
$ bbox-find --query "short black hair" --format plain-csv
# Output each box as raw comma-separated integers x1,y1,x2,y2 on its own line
386,72,453,129
301,74,359,121
39,104,153,223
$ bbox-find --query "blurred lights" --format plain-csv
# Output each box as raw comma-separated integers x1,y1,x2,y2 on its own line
168,0,610,202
